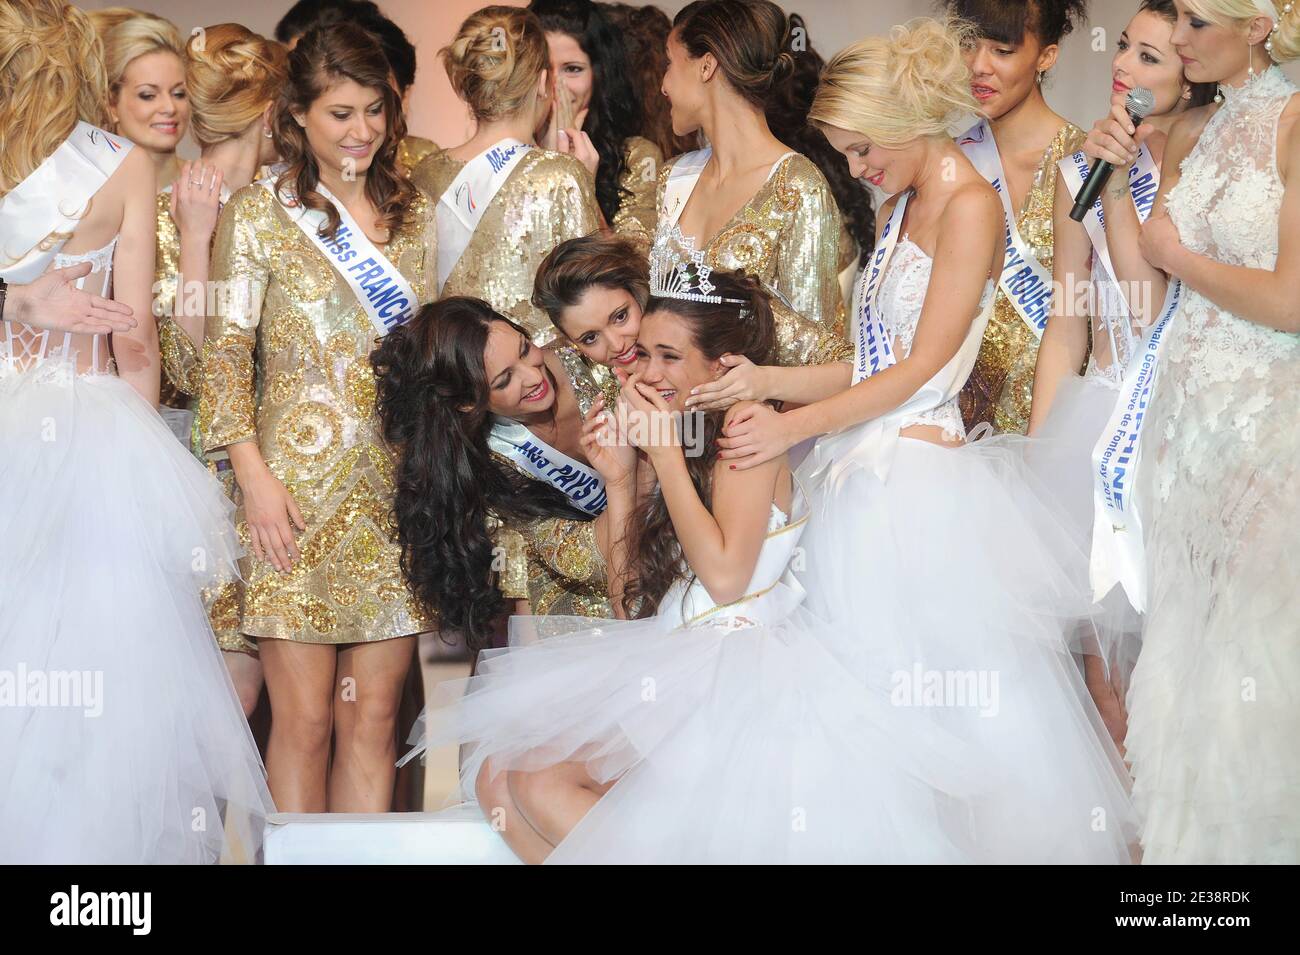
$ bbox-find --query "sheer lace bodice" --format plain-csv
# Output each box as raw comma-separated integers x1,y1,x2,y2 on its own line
877,237,995,439
1151,66,1298,505
1125,67,1300,864
2,238,116,377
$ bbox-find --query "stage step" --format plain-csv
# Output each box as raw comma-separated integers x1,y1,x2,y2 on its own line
264,805,521,865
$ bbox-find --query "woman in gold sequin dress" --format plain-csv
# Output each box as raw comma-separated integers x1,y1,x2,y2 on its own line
412,7,601,345
653,0,850,368
153,24,286,712
531,0,664,247
944,0,1089,435
199,24,434,813
373,297,627,643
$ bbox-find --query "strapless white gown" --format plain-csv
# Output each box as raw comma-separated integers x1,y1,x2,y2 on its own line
0,242,273,863
797,238,1138,863
402,482,997,863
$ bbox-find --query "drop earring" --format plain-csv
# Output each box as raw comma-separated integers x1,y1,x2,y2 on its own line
1182,85,1192,100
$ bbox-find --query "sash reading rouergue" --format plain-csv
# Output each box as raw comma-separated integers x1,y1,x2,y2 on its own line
1088,277,1182,611
263,178,417,338
957,119,1054,339
436,138,532,294
0,123,132,282
488,416,607,516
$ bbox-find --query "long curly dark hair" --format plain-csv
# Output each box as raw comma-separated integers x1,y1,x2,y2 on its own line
371,297,594,649
766,12,875,267
273,21,414,240
599,2,697,158
529,0,642,224
621,270,778,620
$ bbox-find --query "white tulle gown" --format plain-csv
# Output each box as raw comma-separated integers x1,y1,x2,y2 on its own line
795,236,1138,863
402,480,1025,864
0,242,274,863
1126,66,1300,864
1027,257,1144,691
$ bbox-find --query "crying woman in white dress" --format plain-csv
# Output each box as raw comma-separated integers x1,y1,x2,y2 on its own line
0,0,272,864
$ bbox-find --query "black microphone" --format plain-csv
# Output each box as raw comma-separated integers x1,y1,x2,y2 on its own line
1069,86,1156,222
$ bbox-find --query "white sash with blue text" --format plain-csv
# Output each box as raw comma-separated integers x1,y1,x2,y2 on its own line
851,191,909,384
958,119,1053,338
436,138,532,293
488,417,607,516
1088,277,1182,611
1057,142,1160,316
263,179,417,338
0,123,132,282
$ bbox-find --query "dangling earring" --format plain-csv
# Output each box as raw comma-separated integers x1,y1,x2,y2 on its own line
1036,70,1044,85
263,127,273,139
1248,40,1256,79
1214,86,1224,104
1181,85,1192,101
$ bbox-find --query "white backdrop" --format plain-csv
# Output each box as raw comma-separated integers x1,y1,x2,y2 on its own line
84,0,1300,147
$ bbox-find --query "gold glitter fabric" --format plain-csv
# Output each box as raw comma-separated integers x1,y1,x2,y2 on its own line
655,151,851,364
397,135,439,174
154,192,193,408
199,183,436,644
493,341,611,617
655,151,845,327
611,135,663,249
412,146,601,346
959,123,1086,435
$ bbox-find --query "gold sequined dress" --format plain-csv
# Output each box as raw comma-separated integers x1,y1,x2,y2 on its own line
397,135,439,175
155,189,251,652
412,146,600,345
654,148,851,366
492,342,612,618
199,183,436,644
610,135,663,248
959,123,1086,435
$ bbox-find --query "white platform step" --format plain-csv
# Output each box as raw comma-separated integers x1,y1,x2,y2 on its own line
264,805,521,865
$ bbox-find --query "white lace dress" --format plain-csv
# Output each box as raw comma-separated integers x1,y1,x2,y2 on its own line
1125,66,1300,864
796,236,1139,863
0,241,274,863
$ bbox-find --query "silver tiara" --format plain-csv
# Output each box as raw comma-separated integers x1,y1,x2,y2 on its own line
649,226,747,305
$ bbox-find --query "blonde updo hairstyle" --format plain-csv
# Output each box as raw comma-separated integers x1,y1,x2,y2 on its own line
0,0,109,195
810,17,981,150
88,7,186,112
185,24,288,148
441,6,550,122
1183,0,1300,63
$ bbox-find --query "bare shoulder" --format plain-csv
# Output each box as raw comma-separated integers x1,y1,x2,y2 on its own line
942,179,1001,227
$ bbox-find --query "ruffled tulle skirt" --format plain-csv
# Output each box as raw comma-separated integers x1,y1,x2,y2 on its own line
405,603,1004,863
0,363,274,863
1025,375,1143,694
795,433,1138,863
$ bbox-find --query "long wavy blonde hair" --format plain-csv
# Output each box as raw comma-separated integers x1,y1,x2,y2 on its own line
1184,0,1300,63
0,0,109,196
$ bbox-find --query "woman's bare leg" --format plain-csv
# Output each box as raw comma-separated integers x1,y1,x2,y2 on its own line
329,636,416,811
509,761,614,852
259,639,337,811
473,760,556,865
222,649,264,719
